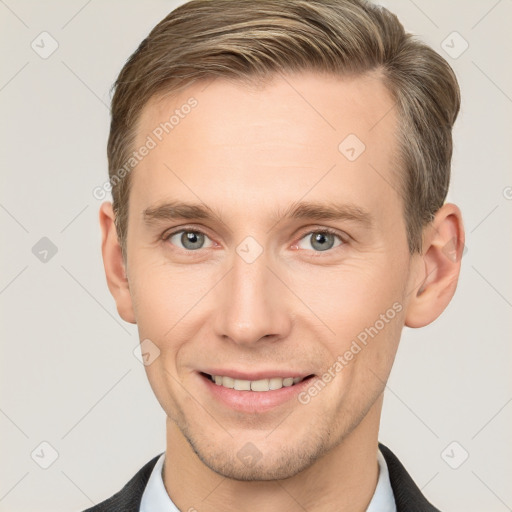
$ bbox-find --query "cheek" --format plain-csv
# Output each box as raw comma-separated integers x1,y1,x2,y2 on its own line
296,259,405,325
128,261,218,381
290,256,407,375
316,302,405,415
128,257,205,334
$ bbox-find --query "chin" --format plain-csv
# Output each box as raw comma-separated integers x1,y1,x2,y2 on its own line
200,449,319,481
184,425,332,482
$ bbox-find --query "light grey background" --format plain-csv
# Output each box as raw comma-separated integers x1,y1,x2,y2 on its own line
1,1,511,511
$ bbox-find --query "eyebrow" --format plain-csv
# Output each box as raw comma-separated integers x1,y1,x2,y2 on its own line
142,200,373,229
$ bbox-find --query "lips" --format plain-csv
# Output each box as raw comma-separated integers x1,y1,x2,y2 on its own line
198,371,317,413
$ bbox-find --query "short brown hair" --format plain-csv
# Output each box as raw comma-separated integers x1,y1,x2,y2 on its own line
108,0,460,256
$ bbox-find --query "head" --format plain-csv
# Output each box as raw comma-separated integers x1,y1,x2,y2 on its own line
100,0,464,481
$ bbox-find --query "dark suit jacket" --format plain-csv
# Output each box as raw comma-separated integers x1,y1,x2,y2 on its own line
81,443,441,511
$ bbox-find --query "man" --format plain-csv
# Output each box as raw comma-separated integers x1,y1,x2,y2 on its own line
88,0,464,510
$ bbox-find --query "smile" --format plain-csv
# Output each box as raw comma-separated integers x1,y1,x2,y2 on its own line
204,373,311,391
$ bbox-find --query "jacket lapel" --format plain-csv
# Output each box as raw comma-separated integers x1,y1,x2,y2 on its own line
379,443,441,511
81,453,161,512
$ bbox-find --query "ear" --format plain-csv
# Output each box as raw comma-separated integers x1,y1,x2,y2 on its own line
99,202,136,324
405,203,465,328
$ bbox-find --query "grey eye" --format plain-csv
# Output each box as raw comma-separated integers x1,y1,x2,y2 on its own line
168,230,212,250
297,231,342,252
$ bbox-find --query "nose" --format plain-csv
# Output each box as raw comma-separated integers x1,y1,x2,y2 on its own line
213,248,292,347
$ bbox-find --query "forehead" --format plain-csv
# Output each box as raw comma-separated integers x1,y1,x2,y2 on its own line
130,71,401,228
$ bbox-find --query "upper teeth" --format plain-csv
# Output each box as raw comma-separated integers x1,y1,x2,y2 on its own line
210,375,304,391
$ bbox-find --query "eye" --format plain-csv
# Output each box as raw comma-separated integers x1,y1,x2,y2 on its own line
296,229,344,252
163,227,345,254
165,229,214,251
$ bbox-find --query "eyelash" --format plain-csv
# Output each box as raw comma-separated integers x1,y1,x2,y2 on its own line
162,226,346,256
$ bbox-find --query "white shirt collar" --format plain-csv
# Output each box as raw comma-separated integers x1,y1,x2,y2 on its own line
140,447,396,512
366,447,397,512
139,452,179,512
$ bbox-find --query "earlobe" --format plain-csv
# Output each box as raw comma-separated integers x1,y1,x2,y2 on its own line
405,203,465,328
99,202,136,324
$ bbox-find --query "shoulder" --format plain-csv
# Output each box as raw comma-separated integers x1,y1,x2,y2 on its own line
79,453,162,512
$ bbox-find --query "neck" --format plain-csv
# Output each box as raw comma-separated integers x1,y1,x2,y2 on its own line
163,395,383,512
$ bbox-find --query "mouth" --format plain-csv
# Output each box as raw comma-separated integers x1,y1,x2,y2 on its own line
198,370,317,413
200,372,315,392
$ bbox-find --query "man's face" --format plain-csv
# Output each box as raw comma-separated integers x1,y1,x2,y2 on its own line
123,72,421,480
